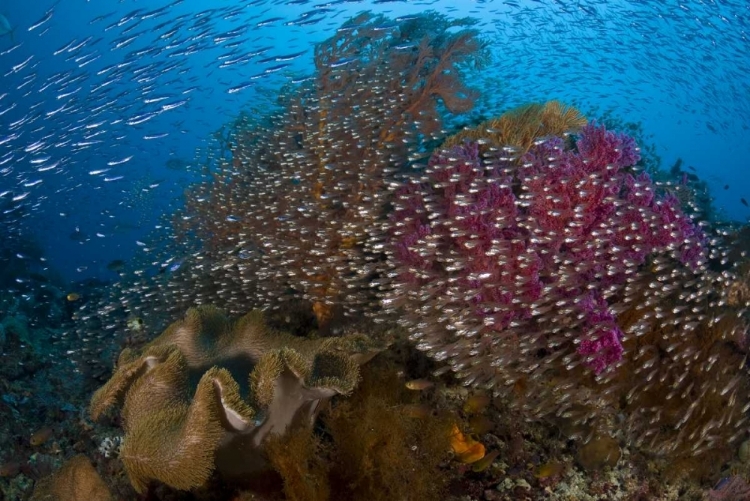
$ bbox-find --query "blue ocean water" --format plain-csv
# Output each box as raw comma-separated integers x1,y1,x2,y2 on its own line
0,0,747,285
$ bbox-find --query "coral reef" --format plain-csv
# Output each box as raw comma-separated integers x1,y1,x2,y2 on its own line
263,346,457,501
172,12,487,329
89,305,385,493
14,10,747,500
384,109,750,468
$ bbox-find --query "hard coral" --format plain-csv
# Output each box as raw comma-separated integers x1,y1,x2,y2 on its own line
89,306,382,493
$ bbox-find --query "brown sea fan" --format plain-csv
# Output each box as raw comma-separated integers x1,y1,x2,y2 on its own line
174,12,487,329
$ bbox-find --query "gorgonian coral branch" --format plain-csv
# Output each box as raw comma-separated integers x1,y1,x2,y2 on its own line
174,12,486,329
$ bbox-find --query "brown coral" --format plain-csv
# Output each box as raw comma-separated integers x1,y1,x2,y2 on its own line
264,423,331,501
322,360,455,501
30,455,112,501
89,306,382,493
442,100,587,153
173,12,486,330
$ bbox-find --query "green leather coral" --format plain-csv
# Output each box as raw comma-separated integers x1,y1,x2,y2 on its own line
89,306,381,493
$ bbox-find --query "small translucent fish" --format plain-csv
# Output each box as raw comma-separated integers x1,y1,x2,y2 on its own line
144,133,168,140
535,461,565,479
228,82,253,94
107,155,133,166
405,378,434,390
237,248,255,260
167,258,184,272
30,426,54,446
28,10,53,32
256,16,283,27
66,292,80,301
37,161,60,172
463,392,491,414
329,56,356,68
471,449,499,472
161,100,187,112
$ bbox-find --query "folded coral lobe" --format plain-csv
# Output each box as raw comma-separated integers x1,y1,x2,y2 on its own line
89,306,378,492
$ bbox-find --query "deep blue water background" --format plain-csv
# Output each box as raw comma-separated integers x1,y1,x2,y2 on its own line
0,0,748,285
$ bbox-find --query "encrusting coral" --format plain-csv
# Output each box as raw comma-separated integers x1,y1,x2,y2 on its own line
89,306,384,493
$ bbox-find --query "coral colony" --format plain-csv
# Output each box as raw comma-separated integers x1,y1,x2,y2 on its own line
387,118,703,379
22,10,749,500
384,113,746,462
89,307,382,492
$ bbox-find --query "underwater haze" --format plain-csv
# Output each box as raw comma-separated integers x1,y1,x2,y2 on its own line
1,0,750,500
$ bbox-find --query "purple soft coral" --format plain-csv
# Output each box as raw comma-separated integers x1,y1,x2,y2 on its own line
386,122,707,380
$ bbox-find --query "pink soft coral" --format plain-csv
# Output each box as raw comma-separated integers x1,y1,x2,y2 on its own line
387,122,706,377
